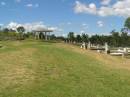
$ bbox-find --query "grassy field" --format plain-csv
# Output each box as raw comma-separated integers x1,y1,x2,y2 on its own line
0,40,130,97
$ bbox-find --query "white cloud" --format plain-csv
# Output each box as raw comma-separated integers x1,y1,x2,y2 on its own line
80,30,85,34
98,6,114,16
82,23,87,26
1,2,6,6
7,22,22,30
15,0,21,3
74,1,97,14
97,21,104,27
7,22,46,32
26,3,39,8
101,0,111,5
82,23,88,30
48,27,58,31
6,22,61,33
26,4,33,7
67,22,72,25
74,0,130,17
62,33,67,37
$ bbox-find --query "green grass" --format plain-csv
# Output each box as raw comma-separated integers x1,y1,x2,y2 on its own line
0,40,130,97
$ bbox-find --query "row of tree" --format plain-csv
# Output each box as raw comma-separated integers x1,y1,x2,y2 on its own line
0,26,30,40
0,17,130,47
66,30,130,47
66,17,130,47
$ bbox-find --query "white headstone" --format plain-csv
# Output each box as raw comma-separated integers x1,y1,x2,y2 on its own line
83,42,86,50
124,48,128,54
88,42,91,49
105,42,109,54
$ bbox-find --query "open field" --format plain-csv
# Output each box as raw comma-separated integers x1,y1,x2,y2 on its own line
0,40,130,97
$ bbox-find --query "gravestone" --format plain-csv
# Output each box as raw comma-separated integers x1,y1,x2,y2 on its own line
88,42,91,49
105,42,109,54
82,42,86,50
124,48,128,55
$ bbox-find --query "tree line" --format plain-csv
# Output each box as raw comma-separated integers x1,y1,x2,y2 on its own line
0,26,65,41
0,17,130,47
66,17,130,47
0,26,32,40
66,30,130,47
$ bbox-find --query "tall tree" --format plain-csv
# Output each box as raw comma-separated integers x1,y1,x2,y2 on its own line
76,34,82,43
89,34,101,45
3,28,9,33
111,30,121,47
17,26,25,33
81,33,89,43
3,28,9,39
67,32,75,43
120,32,129,47
17,26,25,40
124,17,130,29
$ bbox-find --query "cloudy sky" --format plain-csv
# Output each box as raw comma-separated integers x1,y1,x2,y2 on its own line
0,0,129,36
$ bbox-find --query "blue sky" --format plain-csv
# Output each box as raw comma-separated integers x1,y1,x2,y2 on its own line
0,0,129,36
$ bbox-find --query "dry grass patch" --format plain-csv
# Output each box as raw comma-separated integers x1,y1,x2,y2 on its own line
0,47,37,91
56,43,130,71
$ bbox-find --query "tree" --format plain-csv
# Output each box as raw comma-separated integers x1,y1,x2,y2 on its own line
76,34,82,43
3,28,9,33
67,32,75,43
3,28,9,39
120,32,129,47
9,29,16,32
124,17,130,29
111,30,121,47
17,26,25,40
50,34,56,40
89,34,102,45
17,26,25,33
81,33,89,43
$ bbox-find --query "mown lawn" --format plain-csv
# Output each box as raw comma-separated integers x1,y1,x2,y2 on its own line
0,40,130,97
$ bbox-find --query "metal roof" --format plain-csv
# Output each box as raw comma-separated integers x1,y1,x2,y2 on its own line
33,27,53,32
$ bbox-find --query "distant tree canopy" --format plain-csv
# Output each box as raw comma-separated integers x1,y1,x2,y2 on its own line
65,29,130,47
17,26,25,33
68,32,75,43
64,17,130,47
125,17,130,29
0,17,130,47
81,33,89,43
0,26,27,40
3,28,9,33
16,26,25,40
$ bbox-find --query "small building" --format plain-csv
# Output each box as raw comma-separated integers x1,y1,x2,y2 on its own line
33,28,53,40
